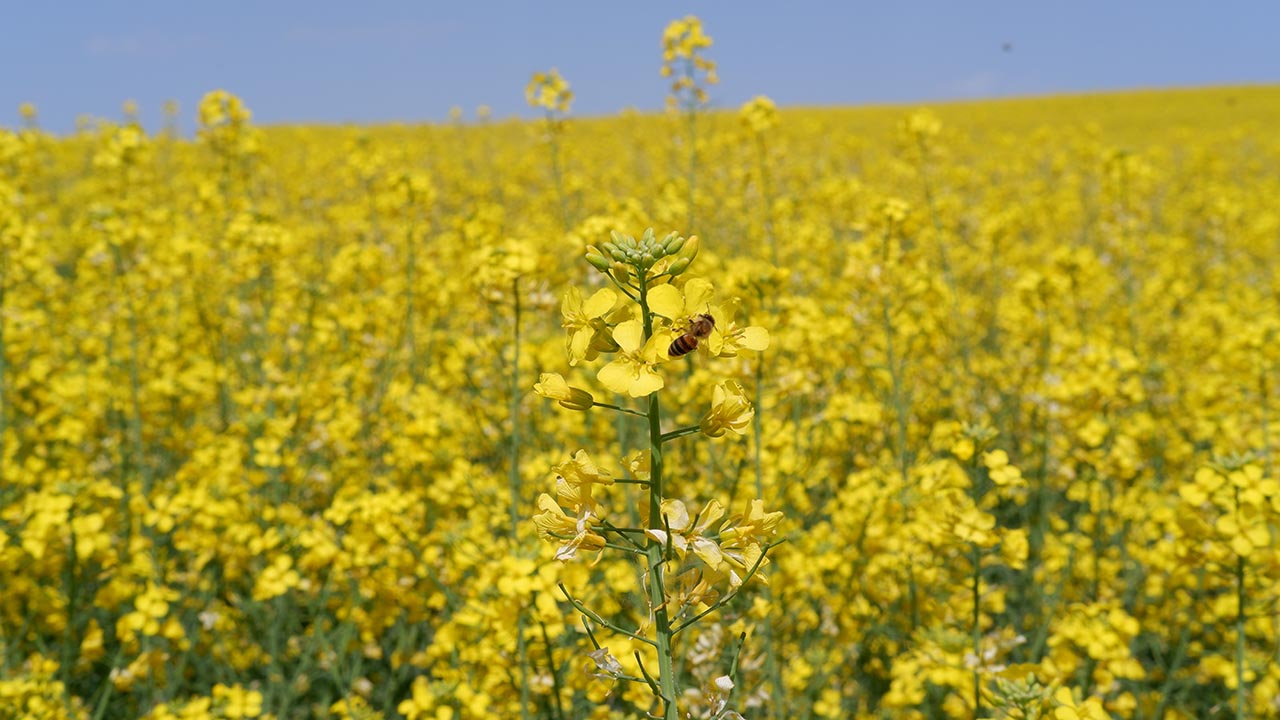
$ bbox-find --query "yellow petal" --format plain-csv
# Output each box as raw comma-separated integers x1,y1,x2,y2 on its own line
612,320,643,353
583,288,618,318
647,284,684,319
561,286,583,317
1245,523,1269,548
534,373,570,401
642,331,673,361
697,499,727,529
739,326,770,351
628,368,664,397
568,330,591,365
706,328,725,355
659,499,690,531
597,360,635,395
683,278,715,312
691,537,725,570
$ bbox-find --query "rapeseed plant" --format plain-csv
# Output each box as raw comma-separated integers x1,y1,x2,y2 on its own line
534,229,780,719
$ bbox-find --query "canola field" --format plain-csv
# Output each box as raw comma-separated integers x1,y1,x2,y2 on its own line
3,31,1280,720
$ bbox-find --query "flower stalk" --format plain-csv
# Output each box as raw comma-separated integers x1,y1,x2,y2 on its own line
533,228,777,719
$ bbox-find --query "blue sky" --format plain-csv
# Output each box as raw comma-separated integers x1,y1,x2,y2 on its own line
3,1,1277,133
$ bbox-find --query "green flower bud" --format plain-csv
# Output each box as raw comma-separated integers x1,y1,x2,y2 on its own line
610,262,632,285
663,234,686,255
584,246,612,272
675,235,699,267
667,257,691,276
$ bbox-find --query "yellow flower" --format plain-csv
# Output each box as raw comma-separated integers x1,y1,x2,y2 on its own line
705,299,770,357
596,320,669,397
647,277,715,320
740,95,779,134
645,498,728,572
213,684,264,719
397,677,436,720
252,554,301,601
983,449,1026,487
526,68,574,113
701,380,754,437
552,450,615,507
533,373,594,411
532,493,606,562
561,286,619,365
718,499,784,549
951,506,997,546
1052,687,1111,719
1215,509,1270,557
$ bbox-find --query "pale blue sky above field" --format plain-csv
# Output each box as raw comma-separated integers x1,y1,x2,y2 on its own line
3,0,1277,133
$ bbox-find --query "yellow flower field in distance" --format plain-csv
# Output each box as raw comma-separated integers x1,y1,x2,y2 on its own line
2,79,1280,719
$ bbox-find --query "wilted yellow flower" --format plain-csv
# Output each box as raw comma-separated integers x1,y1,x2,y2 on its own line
532,493,606,562
701,380,754,437
645,498,728,571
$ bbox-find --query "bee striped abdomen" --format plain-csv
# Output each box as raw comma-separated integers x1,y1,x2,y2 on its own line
668,334,700,357
668,313,715,359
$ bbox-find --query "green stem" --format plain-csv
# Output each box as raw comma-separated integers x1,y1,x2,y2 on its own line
755,134,778,266
641,279,678,720
0,248,6,472
972,542,982,719
517,614,531,720
1236,552,1246,720
685,59,698,233
507,277,531,718
508,277,523,536
753,353,786,720
546,113,572,231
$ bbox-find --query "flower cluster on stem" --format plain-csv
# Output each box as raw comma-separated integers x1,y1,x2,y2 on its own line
533,229,780,719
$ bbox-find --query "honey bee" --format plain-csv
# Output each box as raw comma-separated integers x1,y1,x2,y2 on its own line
668,313,715,358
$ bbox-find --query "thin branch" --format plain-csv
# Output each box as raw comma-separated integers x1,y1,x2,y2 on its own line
674,542,782,634
660,425,703,443
559,583,656,647
599,518,648,551
593,401,647,418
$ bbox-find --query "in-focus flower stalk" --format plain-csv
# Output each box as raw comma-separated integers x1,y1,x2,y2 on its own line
533,228,778,720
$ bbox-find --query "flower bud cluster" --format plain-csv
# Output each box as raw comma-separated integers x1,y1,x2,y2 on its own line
586,228,699,285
